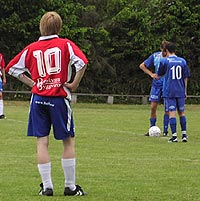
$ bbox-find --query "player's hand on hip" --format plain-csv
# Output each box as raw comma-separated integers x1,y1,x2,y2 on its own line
63,82,78,92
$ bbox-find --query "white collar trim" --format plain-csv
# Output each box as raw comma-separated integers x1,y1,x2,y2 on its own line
39,35,59,41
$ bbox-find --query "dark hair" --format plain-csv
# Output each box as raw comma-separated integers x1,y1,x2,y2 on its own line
165,42,176,53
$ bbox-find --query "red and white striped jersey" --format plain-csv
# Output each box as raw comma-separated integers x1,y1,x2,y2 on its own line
0,53,5,77
0,53,5,68
6,35,88,98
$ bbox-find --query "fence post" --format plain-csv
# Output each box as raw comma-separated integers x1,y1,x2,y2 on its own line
142,95,148,105
72,94,77,103
107,95,114,104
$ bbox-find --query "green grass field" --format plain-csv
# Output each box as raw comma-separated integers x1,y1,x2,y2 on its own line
1,101,200,201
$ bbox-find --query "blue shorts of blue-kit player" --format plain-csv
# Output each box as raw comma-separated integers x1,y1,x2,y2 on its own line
27,94,75,140
0,81,3,92
149,85,162,102
165,97,185,112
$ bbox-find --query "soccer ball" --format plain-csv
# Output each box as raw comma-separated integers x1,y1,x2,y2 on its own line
149,126,161,137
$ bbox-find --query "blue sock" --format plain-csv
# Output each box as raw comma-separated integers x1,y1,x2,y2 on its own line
169,117,176,135
150,118,156,127
180,116,186,132
163,114,169,133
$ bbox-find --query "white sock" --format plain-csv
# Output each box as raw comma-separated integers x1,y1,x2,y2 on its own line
38,162,53,190
182,130,187,135
61,158,76,191
0,100,3,115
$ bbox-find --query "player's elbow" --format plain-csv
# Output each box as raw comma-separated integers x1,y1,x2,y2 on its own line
139,63,145,70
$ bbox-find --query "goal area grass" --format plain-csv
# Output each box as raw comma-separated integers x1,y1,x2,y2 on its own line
1,101,200,201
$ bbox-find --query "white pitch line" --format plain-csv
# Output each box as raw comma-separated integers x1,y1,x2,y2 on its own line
4,118,27,124
5,118,139,135
77,125,137,135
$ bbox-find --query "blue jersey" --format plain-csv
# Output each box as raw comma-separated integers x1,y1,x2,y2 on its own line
158,55,190,98
144,51,164,87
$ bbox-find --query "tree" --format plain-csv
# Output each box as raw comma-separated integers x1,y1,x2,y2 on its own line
0,0,199,96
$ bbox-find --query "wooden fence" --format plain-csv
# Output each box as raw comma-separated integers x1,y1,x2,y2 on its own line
3,90,200,104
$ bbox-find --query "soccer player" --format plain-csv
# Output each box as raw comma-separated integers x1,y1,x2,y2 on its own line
0,52,6,119
5,11,88,196
157,42,190,142
139,41,170,136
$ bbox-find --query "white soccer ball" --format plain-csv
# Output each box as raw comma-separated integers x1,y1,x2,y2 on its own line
149,126,161,137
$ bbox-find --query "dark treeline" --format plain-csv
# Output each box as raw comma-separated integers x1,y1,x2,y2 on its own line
0,0,199,95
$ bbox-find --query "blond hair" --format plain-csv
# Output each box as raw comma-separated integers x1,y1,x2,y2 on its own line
39,11,62,36
160,40,170,50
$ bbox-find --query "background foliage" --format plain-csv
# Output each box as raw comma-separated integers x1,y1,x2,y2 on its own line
0,0,199,95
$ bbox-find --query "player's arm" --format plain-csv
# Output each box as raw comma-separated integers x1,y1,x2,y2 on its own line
64,65,86,92
0,55,6,85
1,68,6,85
184,78,188,98
18,73,35,88
139,62,157,79
64,41,88,92
6,48,34,87
183,60,190,98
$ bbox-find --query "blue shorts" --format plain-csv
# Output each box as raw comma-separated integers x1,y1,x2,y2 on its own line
165,97,185,112
27,94,75,140
149,85,162,102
